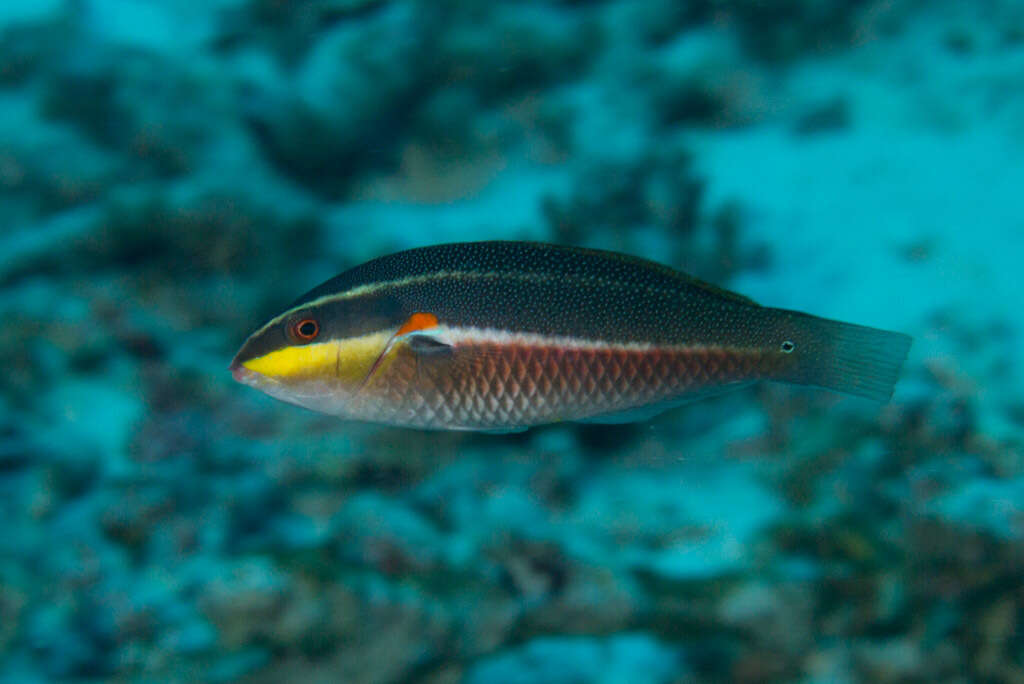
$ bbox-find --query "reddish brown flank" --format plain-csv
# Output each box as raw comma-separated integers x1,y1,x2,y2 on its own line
360,341,778,430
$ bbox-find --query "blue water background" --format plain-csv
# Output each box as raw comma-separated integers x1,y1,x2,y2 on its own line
1,1,1023,682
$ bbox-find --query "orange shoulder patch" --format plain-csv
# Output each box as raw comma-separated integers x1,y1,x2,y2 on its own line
396,312,439,336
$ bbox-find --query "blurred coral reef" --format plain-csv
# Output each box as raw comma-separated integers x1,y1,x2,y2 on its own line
2,0,1023,682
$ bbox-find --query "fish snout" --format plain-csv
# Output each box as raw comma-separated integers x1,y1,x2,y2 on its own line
229,350,259,385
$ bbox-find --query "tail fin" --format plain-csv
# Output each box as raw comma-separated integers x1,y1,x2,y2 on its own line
779,312,912,402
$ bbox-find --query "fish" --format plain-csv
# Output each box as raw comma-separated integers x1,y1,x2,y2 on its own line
230,241,912,431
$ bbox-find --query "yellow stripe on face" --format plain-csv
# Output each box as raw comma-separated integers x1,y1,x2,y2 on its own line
242,331,391,383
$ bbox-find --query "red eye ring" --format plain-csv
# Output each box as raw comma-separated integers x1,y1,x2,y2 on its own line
293,318,319,341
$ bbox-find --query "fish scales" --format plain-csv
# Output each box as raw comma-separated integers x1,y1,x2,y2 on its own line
231,241,912,431
354,342,770,429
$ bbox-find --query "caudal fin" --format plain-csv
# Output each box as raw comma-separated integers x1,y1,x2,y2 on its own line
779,312,912,402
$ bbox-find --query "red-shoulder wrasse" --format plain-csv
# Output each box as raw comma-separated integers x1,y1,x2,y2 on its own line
230,241,911,431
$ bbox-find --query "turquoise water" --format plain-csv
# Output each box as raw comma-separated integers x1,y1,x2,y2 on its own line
2,1,1023,682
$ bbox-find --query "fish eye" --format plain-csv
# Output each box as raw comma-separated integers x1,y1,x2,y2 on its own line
292,318,320,342
780,340,795,354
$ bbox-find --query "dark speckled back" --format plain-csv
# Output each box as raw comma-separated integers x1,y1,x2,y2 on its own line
293,241,768,345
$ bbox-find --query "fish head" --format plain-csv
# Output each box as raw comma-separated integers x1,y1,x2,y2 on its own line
230,301,395,416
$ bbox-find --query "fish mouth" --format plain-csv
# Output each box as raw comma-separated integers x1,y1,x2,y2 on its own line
231,365,257,384
229,355,289,394
229,355,258,384
228,354,337,413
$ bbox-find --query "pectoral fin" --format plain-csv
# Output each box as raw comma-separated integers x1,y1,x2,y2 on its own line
406,331,453,354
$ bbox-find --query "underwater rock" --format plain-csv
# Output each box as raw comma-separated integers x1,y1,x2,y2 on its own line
333,492,447,574
721,0,883,61
0,407,33,472
569,462,783,580
66,188,322,335
928,476,1024,539
0,99,116,215
0,561,28,655
248,576,453,684
621,0,716,46
26,595,117,679
541,151,705,262
515,561,639,636
243,2,430,197
0,0,65,31
541,145,767,285
853,639,928,682
645,29,768,128
244,1,603,199
0,20,60,86
223,0,388,65
208,648,271,682
80,0,226,55
159,617,218,656
433,3,601,105
465,633,686,684
199,557,293,648
41,379,144,478
793,96,851,135
40,45,218,176
720,582,813,655
99,484,176,550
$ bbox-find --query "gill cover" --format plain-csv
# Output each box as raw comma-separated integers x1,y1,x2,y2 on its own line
358,312,451,391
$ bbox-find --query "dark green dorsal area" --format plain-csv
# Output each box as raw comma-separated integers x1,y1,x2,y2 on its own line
289,241,757,309
281,241,770,347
